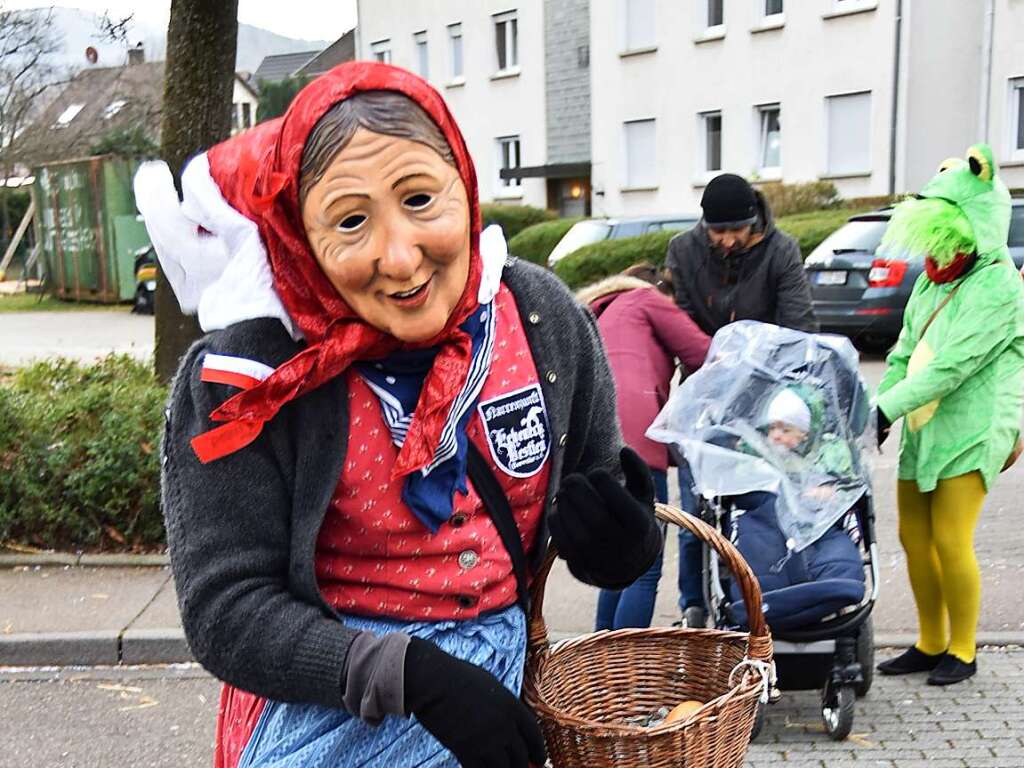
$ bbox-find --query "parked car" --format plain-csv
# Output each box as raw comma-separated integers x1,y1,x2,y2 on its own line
804,200,1024,347
546,214,699,268
132,245,157,315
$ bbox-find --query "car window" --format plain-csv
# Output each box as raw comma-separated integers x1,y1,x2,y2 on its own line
1008,206,1024,248
647,219,696,233
612,222,645,238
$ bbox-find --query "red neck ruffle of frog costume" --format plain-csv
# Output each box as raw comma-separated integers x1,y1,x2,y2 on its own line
925,251,976,284
189,62,484,485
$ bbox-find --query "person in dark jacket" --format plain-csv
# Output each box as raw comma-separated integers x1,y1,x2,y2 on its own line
665,172,818,627
137,62,661,768
577,264,711,630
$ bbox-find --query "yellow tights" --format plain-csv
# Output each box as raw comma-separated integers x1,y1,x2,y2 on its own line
897,472,985,663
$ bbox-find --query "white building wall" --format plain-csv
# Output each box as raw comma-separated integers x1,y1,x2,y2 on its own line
231,79,260,134
988,0,1024,191
591,0,901,218
354,0,548,209
900,0,982,192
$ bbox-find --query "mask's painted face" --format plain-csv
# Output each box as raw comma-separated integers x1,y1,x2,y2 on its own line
880,143,1010,268
301,128,471,343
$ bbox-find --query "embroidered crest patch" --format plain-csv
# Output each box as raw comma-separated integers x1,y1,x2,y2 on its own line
477,384,551,477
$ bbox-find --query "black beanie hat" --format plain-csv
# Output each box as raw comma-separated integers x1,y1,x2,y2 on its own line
700,173,758,228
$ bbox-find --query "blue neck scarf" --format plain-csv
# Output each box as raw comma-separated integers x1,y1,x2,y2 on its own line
357,303,496,532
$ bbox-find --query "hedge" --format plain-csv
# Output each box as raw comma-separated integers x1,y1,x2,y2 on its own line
507,217,584,266
553,208,874,290
0,356,167,552
480,203,557,240
757,180,840,217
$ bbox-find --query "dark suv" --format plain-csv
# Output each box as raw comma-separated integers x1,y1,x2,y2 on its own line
804,201,1024,347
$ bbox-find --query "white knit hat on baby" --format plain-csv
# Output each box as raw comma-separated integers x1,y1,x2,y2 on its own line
766,389,811,433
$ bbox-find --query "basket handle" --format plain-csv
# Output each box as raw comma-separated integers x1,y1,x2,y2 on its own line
527,503,771,660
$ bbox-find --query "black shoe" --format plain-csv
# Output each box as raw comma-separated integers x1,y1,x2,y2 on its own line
877,647,945,675
927,654,977,686
681,606,706,629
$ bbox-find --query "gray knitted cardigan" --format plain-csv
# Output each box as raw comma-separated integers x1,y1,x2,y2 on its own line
162,258,623,721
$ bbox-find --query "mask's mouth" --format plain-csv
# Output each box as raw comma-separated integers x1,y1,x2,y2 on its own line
880,196,976,268
387,275,433,307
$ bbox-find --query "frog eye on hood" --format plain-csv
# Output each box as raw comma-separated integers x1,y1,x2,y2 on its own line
966,146,993,182
937,157,962,174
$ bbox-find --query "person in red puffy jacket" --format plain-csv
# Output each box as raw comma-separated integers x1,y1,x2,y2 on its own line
579,263,712,629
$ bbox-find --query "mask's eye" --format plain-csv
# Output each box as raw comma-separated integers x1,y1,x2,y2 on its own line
404,193,433,210
937,158,960,173
338,214,367,231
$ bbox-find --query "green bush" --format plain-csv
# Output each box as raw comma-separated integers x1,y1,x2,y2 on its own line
554,230,677,289
0,356,167,552
507,217,583,266
758,180,840,217
480,203,557,240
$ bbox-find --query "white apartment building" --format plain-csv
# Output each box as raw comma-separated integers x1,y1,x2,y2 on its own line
592,0,1024,218
354,0,551,209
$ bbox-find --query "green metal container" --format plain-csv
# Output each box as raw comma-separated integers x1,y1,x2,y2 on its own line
32,155,151,303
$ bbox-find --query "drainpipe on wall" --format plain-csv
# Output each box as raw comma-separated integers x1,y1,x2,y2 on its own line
888,0,903,196
979,0,995,143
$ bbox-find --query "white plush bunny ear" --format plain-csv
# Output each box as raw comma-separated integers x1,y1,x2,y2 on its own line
133,160,230,313
133,156,299,339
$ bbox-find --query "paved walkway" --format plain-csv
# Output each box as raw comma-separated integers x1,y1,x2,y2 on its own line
747,647,1024,767
0,310,153,366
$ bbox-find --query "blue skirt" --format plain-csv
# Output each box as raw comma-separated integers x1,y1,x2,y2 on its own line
238,605,527,768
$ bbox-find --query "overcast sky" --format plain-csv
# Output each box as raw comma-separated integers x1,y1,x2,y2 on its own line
5,1,358,42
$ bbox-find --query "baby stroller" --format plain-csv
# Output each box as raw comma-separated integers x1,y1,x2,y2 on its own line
648,321,879,741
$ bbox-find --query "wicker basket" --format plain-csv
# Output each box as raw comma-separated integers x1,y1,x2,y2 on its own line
523,502,774,768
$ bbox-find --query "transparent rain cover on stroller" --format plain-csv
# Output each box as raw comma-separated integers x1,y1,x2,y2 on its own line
647,321,874,553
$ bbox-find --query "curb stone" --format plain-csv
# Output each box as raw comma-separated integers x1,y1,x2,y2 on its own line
0,552,169,568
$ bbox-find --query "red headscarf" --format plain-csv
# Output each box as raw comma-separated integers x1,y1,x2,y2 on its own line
190,62,483,480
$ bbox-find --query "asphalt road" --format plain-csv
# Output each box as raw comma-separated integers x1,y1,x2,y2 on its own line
0,310,154,367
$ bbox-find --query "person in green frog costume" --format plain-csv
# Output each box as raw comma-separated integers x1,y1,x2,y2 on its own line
874,144,1024,685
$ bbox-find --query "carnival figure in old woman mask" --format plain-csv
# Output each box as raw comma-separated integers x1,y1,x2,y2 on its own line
136,62,661,767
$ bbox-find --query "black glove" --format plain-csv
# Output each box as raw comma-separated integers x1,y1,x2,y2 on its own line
549,446,663,589
877,407,892,448
404,637,546,768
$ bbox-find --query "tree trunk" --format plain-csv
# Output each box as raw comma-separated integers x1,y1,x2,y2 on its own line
155,0,239,382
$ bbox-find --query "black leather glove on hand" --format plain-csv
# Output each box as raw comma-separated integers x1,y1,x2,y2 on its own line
877,407,892,449
404,637,546,768
549,447,663,589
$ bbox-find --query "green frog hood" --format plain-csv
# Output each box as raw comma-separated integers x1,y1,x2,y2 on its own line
880,143,1012,267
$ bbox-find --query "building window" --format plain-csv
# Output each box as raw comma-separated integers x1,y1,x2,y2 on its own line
497,135,522,190
699,111,722,174
371,39,391,64
102,99,127,119
624,119,657,188
241,102,252,129
413,31,429,79
623,0,656,51
51,103,84,129
757,104,781,172
494,10,518,72
705,0,724,29
826,91,871,175
448,23,463,79
764,0,784,17
1010,78,1024,160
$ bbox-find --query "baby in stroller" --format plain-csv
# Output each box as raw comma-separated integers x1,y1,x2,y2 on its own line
725,385,866,632
649,320,878,740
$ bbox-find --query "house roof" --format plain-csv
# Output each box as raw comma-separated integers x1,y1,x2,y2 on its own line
13,61,165,169
293,30,356,78
253,50,321,84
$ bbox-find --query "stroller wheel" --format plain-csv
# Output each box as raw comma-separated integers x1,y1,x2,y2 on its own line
749,701,767,741
821,683,855,741
855,615,874,697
